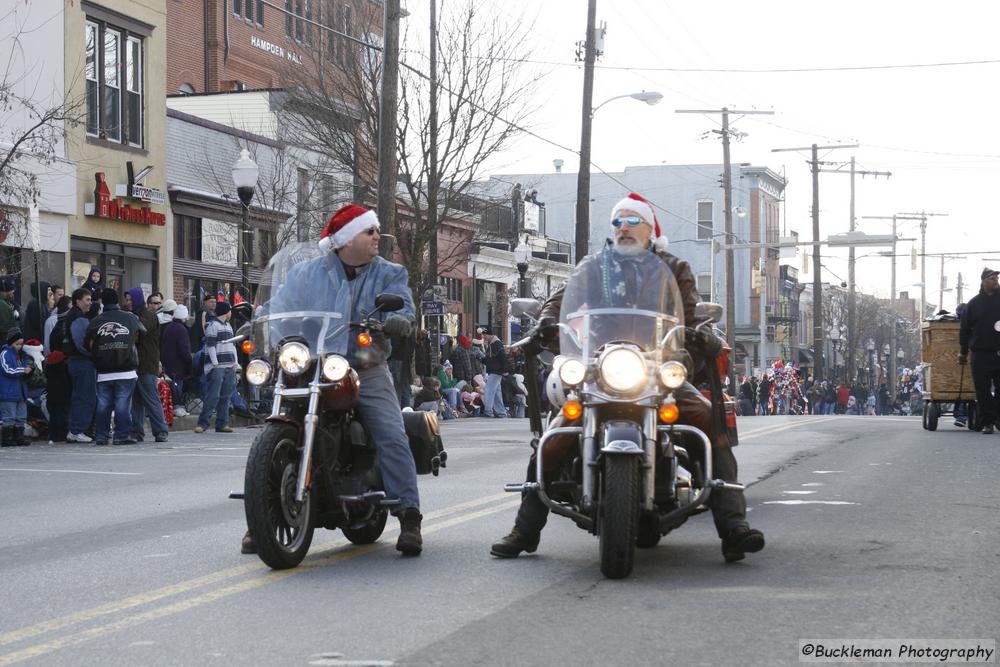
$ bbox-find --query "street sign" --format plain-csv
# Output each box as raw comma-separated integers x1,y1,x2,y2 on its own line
421,301,444,315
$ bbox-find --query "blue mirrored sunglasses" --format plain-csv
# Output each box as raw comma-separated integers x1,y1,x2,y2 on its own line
612,216,644,228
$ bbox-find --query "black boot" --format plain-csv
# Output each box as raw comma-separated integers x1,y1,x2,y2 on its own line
241,530,256,554
0,427,11,447
490,527,540,558
15,428,30,446
395,508,423,556
722,526,765,563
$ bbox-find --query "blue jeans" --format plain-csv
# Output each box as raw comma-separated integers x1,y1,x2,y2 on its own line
131,373,169,438
441,387,460,409
198,366,237,430
356,364,420,511
0,400,27,428
95,378,137,442
389,359,412,409
483,373,507,417
67,358,96,434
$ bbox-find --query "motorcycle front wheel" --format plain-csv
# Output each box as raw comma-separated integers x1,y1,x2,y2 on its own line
598,455,640,579
244,422,315,570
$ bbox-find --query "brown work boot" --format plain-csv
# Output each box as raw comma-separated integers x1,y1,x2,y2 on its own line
241,530,256,554
395,508,423,556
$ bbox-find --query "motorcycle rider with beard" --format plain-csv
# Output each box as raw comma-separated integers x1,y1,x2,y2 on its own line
490,192,765,563
241,204,424,556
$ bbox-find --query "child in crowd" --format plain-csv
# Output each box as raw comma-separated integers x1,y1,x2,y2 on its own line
0,328,33,446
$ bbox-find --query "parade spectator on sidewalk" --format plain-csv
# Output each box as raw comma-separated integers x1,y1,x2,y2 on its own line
0,277,19,344
959,268,1000,433
161,304,192,417
449,335,474,384
86,289,143,446
64,288,95,443
81,268,103,318
481,327,508,418
436,361,463,411
389,329,414,409
23,281,51,342
44,297,73,443
42,293,66,356
126,289,170,443
196,301,238,434
0,328,33,446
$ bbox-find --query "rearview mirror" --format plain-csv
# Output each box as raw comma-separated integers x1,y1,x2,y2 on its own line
694,301,723,324
375,293,405,313
510,298,542,319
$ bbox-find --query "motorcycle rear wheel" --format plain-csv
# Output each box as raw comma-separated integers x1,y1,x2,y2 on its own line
599,455,640,579
244,423,315,570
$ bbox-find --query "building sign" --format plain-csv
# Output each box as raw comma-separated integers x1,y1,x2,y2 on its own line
85,172,166,226
250,35,303,65
201,218,238,266
113,162,165,204
523,201,540,232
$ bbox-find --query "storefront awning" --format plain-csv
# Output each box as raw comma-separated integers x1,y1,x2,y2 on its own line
798,348,814,364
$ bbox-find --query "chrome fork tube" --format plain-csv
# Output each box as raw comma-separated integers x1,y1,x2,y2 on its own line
294,365,322,502
270,369,285,418
642,407,657,510
581,406,597,510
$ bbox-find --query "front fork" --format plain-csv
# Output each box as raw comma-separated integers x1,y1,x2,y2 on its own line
292,364,323,503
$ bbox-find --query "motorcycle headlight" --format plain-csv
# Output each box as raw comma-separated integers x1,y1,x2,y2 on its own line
658,360,687,389
277,341,311,375
558,358,586,386
245,359,271,386
599,347,646,393
322,354,350,382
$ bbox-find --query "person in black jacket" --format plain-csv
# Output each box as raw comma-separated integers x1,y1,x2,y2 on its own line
85,289,144,446
44,297,73,442
126,289,169,443
481,327,508,418
959,268,1000,434
23,281,51,342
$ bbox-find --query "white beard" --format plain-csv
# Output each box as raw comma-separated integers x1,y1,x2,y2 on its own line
613,238,647,256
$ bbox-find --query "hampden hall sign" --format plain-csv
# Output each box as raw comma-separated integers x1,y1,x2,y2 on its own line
84,172,166,226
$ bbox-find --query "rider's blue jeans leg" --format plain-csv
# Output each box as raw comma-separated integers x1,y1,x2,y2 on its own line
356,364,420,512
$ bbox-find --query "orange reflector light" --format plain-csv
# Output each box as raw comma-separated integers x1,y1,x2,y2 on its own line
241,340,255,355
357,332,372,347
659,402,679,424
562,400,583,421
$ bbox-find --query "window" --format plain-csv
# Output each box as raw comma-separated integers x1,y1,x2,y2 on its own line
256,0,264,26
85,19,143,147
696,273,712,302
437,276,462,302
233,0,241,16
335,3,353,67
305,0,313,46
295,0,304,42
174,215,202,260
285,0,293,37
254,228,276,267
697,200,713,240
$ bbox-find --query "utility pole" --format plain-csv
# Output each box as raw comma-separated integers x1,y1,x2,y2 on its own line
377,0,401,254
816,157,890,382
574,0,597,263
677,108,772,383
956,272,963,305
899,211,948,320
773,143,857,381
426,0,439,369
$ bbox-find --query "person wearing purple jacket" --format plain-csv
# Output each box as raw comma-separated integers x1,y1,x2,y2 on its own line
160,304,192,416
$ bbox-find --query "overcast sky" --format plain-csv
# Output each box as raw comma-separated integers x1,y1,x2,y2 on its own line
407,0,1000,311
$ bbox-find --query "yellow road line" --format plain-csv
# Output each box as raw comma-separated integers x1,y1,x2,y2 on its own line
0,498,521,666
0,491,512,649
739,417,839,440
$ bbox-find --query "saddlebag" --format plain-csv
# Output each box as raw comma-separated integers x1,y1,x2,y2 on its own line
402,410,448,476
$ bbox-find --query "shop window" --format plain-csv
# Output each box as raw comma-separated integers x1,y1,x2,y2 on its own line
84,18,143,147
71,238,156,296
437,276,462,302
254,228,277,267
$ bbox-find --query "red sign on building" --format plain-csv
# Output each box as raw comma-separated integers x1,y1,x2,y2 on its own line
86,172,166,226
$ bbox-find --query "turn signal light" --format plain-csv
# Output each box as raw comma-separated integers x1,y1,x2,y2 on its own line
357,332,372,347
562,400,583,421
241,340,255,355
659,401,679,424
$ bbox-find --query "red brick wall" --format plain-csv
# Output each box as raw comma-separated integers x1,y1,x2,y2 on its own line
167,0,207,93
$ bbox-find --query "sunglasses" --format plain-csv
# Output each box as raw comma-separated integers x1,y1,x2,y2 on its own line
612,216,644,228
364,226,380,236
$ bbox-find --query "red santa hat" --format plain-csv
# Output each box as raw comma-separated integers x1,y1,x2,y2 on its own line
318,204,380,251
610,192,668,252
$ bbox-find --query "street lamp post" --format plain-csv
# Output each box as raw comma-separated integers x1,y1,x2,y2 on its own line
514,239,531,333
866,339,876,389
575,91,663,261
232,149,259,299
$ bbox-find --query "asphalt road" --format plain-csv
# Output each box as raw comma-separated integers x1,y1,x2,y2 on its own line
0,415,997,666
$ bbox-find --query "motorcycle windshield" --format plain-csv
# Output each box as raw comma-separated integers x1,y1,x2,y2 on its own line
559,246,685,360
250,241,352,357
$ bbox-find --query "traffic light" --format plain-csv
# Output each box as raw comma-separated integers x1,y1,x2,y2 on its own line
752,270,763,293
775,324,787,342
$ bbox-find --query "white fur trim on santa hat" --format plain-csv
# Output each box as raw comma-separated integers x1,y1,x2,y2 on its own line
611,196,655,227
319,209,380,251
653,235,669,252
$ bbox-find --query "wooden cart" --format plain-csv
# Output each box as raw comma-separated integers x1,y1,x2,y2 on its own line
920,320,979,431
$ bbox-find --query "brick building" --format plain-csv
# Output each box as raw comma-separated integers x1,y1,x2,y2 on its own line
167,0,380,95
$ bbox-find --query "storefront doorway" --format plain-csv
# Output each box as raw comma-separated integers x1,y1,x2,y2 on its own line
70,237,158,298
